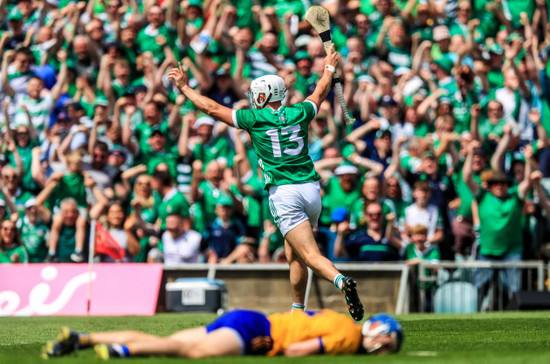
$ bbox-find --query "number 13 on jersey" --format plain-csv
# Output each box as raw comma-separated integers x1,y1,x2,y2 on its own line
266,125,304,158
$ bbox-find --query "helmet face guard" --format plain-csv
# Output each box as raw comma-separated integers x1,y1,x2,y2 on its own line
361,314,404,354
249,75,286,109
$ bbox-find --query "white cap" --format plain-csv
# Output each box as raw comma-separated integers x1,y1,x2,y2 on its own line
295,35,313,48
194,116,216,130
0,199,5,207
394,67,411,77
433,25,450,41
334,165,359,176
25,198,36,209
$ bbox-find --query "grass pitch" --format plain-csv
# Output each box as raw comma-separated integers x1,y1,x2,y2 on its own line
1,311,549,363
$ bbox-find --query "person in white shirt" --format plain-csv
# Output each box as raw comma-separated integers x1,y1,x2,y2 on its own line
156,213,202,265
402,180,444,244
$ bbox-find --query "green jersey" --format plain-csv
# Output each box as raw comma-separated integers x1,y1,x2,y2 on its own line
196,180,236,229
58,225,77,263
476,187,523,256
405,243,440,289
234,101,320,188
0,244,28,263
17,216,49,263
320,176,362,227
479,118,506,142
452,167,482,219
134,120,171,152
193,135,235,170
405,243,441,261
155,188,191,230
0,250,11,263
46,173,87,210
136,24,177,63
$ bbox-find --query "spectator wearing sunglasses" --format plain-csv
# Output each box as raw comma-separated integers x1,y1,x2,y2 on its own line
334,202,401,262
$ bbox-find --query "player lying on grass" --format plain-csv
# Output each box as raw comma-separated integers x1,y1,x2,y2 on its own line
167,44,364,321
43,309,403,359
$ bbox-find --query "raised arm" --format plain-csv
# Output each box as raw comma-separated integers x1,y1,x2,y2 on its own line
504,47,532,100
1,50,16,98
469,104,482,141
416,89,446,118
169,63,234,126
333,221,350,259
0,182,20,222
532,170,550,216
529,108,549,149
462,140,481,196
130,200,160,237
31,146,47,187
384,213,404,251
177,111,193,157
35,173,64,222
518,144,535,199
121,106,138,155
349,154,384,178
305,44,340,111
50,50,68,102
384,135,407,180
490,125,512,171
189,160,204,203
97,55,114,104
167,95,184,138
19,104,38,140
85,173,109,220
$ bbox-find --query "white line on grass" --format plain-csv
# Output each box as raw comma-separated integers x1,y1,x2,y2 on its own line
407,351,438,356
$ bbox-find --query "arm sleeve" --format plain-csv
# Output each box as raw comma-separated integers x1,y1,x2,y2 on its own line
234,109,256,131
303,99,318,119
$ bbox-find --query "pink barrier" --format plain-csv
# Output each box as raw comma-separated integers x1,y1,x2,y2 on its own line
0,264,163,316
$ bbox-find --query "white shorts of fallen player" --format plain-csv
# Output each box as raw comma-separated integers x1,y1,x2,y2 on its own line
268,181,322,237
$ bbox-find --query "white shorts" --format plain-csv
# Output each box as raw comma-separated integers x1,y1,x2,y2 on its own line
268,181,322,237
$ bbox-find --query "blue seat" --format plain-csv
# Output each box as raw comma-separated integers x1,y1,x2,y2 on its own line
434,282,478,313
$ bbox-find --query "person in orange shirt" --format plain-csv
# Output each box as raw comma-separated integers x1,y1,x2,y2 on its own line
43,310,403,359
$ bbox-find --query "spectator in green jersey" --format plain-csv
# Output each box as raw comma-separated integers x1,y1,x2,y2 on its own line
17,198,49,263
0,219,27,263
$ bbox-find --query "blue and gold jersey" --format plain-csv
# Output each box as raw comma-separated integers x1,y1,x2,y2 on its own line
267,309,362,356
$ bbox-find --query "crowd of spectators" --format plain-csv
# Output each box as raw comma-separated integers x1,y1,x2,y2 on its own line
1,0,550,297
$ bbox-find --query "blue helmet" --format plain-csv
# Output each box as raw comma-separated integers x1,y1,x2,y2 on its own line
361,314,404,353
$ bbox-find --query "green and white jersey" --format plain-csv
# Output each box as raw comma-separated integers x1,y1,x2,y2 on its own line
14,93,54,136
233,100,320,188
6,66,34,95
17,216,49,263
2,244,28,264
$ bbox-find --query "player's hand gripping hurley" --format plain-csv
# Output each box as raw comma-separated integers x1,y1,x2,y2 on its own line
305,5,355,125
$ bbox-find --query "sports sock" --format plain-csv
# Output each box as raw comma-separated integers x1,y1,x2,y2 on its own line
74,248,82,254
333,274,345,290
110,344,131,357
79,333,92,348
48,250,56,256
291,302,305,312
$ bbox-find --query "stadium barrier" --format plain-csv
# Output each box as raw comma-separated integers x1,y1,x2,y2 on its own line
417,260,545,313
160,263,411,314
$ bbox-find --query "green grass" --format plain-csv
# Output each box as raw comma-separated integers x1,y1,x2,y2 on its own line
1,311,550,363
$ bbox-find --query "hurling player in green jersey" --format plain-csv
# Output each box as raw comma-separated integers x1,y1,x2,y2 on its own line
168,45,364,321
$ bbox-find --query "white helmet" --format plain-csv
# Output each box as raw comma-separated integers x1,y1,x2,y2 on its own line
249,75,286,109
